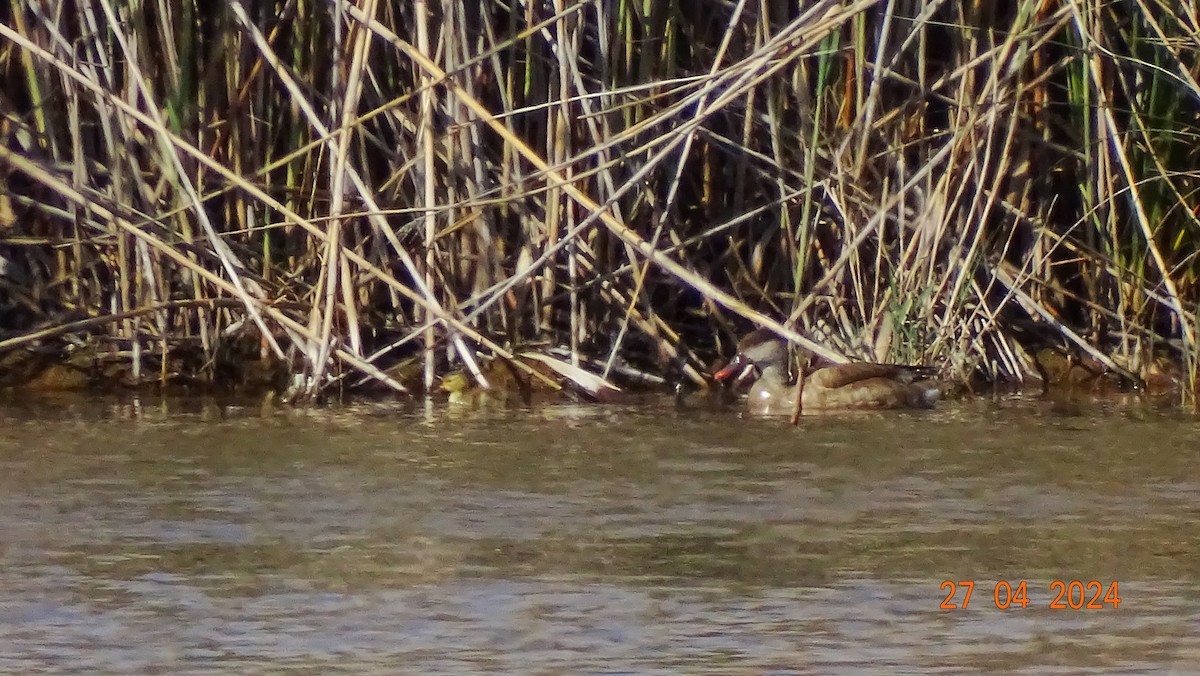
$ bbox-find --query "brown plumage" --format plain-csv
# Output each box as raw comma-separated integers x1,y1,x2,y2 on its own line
714,329,940,415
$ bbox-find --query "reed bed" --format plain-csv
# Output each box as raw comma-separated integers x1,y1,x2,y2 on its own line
1,0,1198,401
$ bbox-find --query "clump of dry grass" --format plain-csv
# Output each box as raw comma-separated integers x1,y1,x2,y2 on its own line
1,1,1198,402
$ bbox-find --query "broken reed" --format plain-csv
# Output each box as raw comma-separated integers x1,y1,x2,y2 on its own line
1,0,1198,399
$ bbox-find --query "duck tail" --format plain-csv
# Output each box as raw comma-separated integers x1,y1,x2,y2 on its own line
915,384,941,408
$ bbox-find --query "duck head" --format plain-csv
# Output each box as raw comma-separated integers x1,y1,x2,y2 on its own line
713,329,791,383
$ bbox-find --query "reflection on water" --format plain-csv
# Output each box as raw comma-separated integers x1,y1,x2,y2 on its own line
1,394,1198,672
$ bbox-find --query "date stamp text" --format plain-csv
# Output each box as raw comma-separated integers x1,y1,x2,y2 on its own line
940,580,1121,609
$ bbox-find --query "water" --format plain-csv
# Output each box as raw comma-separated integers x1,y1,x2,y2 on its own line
1,394,1198,673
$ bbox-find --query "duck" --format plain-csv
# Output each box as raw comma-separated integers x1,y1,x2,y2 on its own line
714,329,940,414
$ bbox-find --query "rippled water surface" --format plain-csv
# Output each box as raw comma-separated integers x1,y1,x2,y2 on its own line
1,394,1198,673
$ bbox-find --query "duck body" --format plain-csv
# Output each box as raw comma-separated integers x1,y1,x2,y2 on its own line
716,329,940,414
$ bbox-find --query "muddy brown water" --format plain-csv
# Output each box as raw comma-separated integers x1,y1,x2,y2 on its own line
0,393,1198,673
